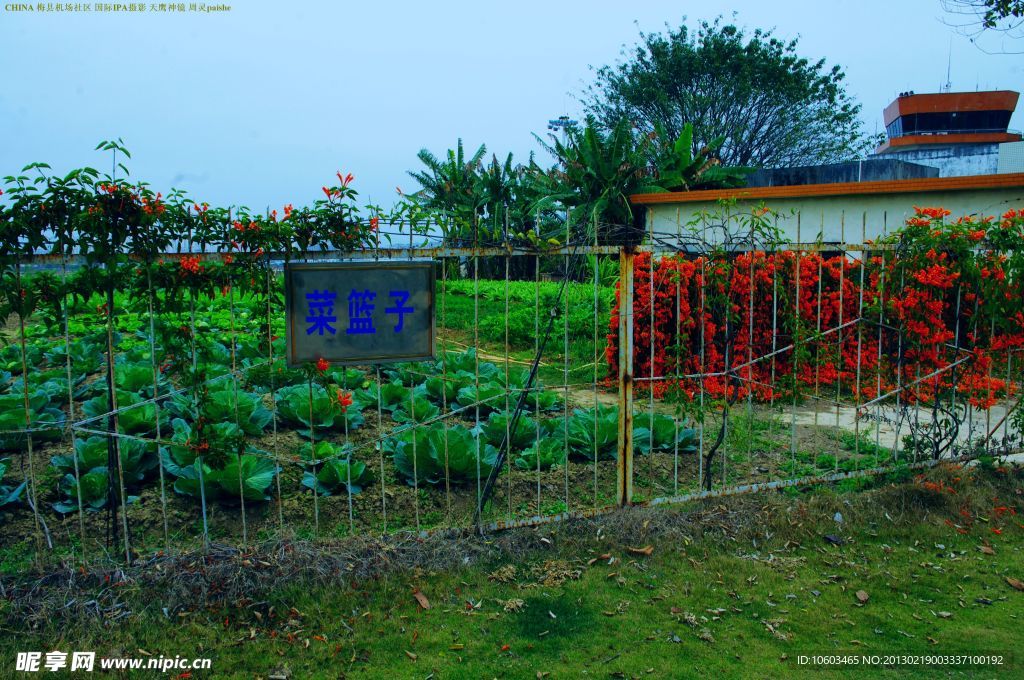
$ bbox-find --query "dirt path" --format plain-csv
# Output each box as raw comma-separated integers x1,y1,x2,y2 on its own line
792,400,1019,450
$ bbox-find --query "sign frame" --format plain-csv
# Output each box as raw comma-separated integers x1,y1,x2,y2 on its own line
284,259,436,367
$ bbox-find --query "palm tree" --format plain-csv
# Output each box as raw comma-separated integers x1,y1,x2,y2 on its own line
532,118,664,244
407,139,487,241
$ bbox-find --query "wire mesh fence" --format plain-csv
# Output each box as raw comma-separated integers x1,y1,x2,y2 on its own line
0,210,1021,568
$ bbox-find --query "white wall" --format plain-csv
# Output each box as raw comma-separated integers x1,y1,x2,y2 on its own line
648,187,1024,245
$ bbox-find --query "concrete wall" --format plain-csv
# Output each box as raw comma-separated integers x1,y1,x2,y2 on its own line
647,186,1024,245
746,160,937,187
872,144,1000,177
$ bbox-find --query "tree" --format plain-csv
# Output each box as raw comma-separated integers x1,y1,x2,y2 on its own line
406,139,487,230
653,123,751,192
582,19,871,169
941,0,1024,51
409,122,752,262
408,142,554,278
532,117,750,242
531,118,662,243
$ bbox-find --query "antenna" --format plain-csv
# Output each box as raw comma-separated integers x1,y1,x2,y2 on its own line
943,38,953,93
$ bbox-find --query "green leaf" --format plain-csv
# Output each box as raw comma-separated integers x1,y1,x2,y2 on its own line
275,384,363,439
54,468,110,513
213,453,276,501
514,437,567,471
456,382,504,413
567,405,618,461
478,411,538,450
392,395,440,424
81,390,162,436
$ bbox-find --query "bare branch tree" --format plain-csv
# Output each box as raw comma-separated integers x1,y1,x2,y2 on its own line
941,0,1024,53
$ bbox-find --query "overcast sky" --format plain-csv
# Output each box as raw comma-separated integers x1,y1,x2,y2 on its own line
1,0,1021,212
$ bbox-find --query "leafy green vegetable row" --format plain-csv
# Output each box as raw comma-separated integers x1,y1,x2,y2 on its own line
0,347,696,514
8,405,697,514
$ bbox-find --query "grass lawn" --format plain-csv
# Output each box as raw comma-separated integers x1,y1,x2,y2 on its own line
2,463,1021,679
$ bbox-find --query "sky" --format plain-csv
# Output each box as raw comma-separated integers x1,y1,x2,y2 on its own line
0,0,1021,212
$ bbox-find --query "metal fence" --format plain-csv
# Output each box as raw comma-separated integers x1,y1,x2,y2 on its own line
1,212,1021,567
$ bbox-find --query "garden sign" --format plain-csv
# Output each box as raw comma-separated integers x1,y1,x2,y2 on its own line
284,261,435,366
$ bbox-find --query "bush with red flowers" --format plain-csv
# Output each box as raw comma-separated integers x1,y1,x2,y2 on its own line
607,207,1024,408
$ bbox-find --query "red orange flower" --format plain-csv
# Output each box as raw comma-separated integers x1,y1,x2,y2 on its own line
913,206,951,219
180,255,202,274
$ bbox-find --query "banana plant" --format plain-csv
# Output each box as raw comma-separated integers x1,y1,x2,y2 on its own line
531,118,664,241
406,139,487,237
653,123,752,192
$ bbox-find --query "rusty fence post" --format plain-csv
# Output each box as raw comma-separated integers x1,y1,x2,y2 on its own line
617,247,635,506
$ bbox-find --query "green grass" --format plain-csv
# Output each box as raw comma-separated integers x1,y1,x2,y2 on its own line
3,465,1021,678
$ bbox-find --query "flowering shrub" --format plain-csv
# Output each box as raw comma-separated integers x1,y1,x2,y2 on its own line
0,155,382,316
607,208,1024,408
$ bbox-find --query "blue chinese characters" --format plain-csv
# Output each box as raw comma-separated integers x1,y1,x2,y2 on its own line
305,288,414,336
385,290,413,332
304,290,337,336
347,290,376,335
